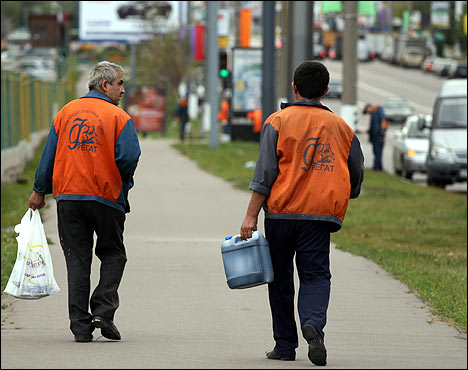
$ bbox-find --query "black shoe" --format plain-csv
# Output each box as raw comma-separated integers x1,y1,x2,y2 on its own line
74,334,93,342
91,316,121,340
302,325,327,366
265,350,295,361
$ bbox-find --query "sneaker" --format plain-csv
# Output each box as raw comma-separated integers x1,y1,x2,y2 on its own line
265,349,295,361
302,325,327,366
91,316,121,340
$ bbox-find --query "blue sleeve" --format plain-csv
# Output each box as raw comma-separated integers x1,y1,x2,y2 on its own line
347,134,365,199
115,118,141,184
33,124,58,195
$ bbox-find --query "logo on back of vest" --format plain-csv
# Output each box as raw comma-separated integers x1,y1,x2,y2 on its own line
302,136,335,172
68,118,98,152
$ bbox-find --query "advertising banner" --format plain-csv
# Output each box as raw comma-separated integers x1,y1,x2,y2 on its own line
79,1,183,43
231,48,262,113
126,86,167,132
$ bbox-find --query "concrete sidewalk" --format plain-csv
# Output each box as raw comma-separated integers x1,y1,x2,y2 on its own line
1,138,466,369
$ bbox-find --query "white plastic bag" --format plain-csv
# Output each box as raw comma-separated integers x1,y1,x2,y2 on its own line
4,209,60,299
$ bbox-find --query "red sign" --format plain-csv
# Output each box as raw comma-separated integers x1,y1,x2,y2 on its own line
126,86,166,132
193,24,205,62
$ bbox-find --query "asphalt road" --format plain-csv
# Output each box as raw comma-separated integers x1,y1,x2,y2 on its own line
321,59,467,194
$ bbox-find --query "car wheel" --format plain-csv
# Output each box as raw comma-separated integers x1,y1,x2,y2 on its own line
427,177,446,188
402,166,412,180
393,158,402,175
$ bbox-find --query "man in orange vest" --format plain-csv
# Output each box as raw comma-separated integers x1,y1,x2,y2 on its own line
29,61,141,343
247,108,262,133
240,61,364,365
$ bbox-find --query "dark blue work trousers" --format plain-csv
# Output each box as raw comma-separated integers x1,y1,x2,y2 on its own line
57,200,127,337
371,136,384,171
265,218,331,359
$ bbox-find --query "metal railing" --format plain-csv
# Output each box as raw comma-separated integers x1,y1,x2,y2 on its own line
1,65,74,150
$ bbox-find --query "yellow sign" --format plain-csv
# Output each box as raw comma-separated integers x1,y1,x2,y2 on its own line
218,36,228,48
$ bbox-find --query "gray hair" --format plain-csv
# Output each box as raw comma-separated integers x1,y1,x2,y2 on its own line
88,61,125,91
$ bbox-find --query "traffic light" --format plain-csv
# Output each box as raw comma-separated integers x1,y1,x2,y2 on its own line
219,50,229,78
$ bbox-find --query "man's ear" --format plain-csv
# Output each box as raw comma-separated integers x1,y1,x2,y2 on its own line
321,87,329,97
291,82,297,95
101,80,109,92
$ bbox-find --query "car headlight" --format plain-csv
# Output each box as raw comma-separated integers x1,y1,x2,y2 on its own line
431,144,450,160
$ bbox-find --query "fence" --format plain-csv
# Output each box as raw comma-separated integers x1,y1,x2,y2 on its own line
1,59,75,183
1,69,73,150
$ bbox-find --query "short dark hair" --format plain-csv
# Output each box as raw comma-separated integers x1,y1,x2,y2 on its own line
293,61,330,99
362,104,372,114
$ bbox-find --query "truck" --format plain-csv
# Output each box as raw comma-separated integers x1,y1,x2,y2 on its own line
394,34,428,67
381,33,428,67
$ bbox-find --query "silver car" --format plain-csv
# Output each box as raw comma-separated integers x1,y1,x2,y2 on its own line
383,97,413,123
393,114,432,180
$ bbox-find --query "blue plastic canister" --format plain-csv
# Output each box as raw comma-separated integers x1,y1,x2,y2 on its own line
221,231,274,289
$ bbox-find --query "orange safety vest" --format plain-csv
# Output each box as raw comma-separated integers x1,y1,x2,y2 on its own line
250,100,363,230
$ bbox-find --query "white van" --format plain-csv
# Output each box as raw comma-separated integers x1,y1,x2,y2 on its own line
424,79,467,187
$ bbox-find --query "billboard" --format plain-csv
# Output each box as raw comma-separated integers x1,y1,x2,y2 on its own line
79,1,184,43
126,85,167,132
431,1,450,29
231,48,262,113
230,48,262,141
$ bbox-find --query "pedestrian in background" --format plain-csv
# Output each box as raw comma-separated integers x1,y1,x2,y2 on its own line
174,97,189,142
218,99,230,142
362,103,388,171
29,61,141,343
240,61,364,366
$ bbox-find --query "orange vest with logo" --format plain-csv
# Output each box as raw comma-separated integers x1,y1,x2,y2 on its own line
52,96,132,203
250,100,362,229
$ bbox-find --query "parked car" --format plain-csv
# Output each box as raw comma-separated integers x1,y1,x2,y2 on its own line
448,61,467,79
393,114,431,179
19,57,57,81
438,59,458,77
357,38,371,62
431,57,450,75
325,80,342,98
421,55,436,72
425,79,467,187
432,57,457,77
312,43,327,60
1,48,27,71
382,97,413,123
400,46,425,68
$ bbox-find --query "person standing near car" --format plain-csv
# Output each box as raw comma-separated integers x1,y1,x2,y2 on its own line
28,61,141,343
363,103,388,171
240,61,364,366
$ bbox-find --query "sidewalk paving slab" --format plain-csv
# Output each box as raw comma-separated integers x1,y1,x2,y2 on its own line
1,138,466,369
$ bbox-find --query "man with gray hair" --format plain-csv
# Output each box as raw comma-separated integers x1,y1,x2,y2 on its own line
29,61,141,343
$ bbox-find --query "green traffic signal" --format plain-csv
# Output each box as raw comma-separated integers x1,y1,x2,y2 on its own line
220,69,229,78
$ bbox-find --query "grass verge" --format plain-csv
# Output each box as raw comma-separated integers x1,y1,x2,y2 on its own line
173,141,467,332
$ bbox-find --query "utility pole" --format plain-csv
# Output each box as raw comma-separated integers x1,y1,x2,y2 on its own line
262,1,276,124
306,1,315,61
341,1,358,131
289,1,309,102
278,2,291,104
207,1,219,148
